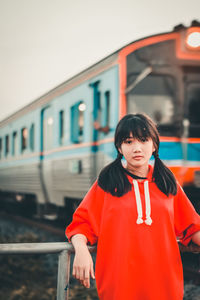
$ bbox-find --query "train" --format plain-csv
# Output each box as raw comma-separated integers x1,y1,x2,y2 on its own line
0,20,200,223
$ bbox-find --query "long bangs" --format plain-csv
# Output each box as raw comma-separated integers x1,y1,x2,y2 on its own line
115,114,155,148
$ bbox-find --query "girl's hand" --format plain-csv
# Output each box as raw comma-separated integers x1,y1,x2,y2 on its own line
72,245,95,288
191,230,200,246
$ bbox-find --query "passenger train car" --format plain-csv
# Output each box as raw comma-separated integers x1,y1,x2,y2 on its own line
0,21,200,220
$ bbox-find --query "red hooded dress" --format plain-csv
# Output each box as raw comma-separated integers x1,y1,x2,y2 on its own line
66,166,200,300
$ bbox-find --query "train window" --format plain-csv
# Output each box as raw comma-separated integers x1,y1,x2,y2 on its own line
90,81,101,125
30,124,34,151
5,135,9,157
70,101,86,143
59,110,64,145
90,81,110,134
12,131,18,156
0,138,2,159
21,127,28,152
126,75,176,136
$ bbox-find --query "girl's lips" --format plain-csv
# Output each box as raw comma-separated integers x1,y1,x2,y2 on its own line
133,156,143,160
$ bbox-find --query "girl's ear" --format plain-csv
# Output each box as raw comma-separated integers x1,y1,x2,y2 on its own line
152,143,156,153
118,148,122,155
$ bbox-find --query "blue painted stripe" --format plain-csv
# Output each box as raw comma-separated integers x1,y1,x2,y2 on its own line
1,141,200,167
0,155,40,168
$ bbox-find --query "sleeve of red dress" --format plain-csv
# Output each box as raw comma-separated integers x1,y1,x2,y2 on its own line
174,183,200,246
65,181,105,245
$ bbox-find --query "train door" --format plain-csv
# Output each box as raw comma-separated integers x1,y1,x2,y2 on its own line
39,106,54,211
90,80,113,178
42,106,54,152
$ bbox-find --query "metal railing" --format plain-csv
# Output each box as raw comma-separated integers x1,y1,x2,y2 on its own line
0,242,96,300
0,242,199,299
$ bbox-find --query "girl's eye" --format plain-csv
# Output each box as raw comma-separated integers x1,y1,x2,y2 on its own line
124,140,132,144
141,138,146,142
140,137,149,142
123,137,149,144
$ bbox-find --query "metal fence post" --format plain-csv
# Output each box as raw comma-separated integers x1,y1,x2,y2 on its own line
57,249,71,300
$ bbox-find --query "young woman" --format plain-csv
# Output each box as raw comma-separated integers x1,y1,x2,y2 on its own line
66,113,200,300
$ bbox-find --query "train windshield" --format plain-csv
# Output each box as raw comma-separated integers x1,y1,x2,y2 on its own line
126,40,178,136
126,74,175,136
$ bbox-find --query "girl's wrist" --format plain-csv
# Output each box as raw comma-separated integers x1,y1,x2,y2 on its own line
74,244,89,253
71,234,88,251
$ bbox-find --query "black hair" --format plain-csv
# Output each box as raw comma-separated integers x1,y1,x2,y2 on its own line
98,113,177,197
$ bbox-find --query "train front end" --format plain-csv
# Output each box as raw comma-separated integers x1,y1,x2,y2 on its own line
118,21,200,211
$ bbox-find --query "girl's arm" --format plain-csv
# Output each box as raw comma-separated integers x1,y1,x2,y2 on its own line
174,183,200,246
191,231,200,246
71,234,95,288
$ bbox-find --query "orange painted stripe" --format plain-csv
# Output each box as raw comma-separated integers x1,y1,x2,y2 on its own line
160,137,181,142
168,166,200,186
187,138,200,143
41,137,115,156
42,141,94,156
160,137,200,143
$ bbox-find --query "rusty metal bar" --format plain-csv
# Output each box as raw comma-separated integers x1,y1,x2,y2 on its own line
57,250,71,300
0,242,71,254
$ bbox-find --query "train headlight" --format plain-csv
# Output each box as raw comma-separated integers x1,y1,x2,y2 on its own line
176,23,200,60
186,31,200,48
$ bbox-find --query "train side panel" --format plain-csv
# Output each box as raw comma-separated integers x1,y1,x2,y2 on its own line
41,65,119,206
0,108,45,204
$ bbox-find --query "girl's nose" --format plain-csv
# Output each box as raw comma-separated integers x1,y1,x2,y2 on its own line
133,141,142,152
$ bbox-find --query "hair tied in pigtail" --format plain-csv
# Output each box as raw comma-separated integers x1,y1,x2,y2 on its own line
117,153,123,160
153,151,159,159
116,152,123,166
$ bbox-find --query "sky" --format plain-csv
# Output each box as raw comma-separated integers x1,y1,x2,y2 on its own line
0,0,200,122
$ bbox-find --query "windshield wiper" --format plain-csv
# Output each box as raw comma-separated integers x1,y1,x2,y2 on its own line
125,66,153,94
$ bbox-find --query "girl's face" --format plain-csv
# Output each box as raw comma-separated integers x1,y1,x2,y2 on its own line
119,134,155,171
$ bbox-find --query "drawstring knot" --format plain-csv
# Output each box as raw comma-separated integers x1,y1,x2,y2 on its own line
136,217,143,224
145,217,153,225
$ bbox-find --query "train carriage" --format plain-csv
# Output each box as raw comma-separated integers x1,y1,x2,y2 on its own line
0,21,200,219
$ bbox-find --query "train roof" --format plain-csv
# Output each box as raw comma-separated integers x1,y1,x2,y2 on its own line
0,22,196,128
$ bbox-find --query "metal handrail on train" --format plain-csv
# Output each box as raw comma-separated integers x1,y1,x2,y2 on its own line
0,242,96,300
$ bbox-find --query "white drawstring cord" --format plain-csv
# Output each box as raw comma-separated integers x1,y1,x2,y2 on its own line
133,179,152,226
133,180,143,224
144,181,153,225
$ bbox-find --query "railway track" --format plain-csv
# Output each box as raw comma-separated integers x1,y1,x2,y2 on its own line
183,267,200,285
0,211,65,238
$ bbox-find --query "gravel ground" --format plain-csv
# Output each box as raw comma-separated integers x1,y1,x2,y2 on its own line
0,213,200,300
184,282,200,300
